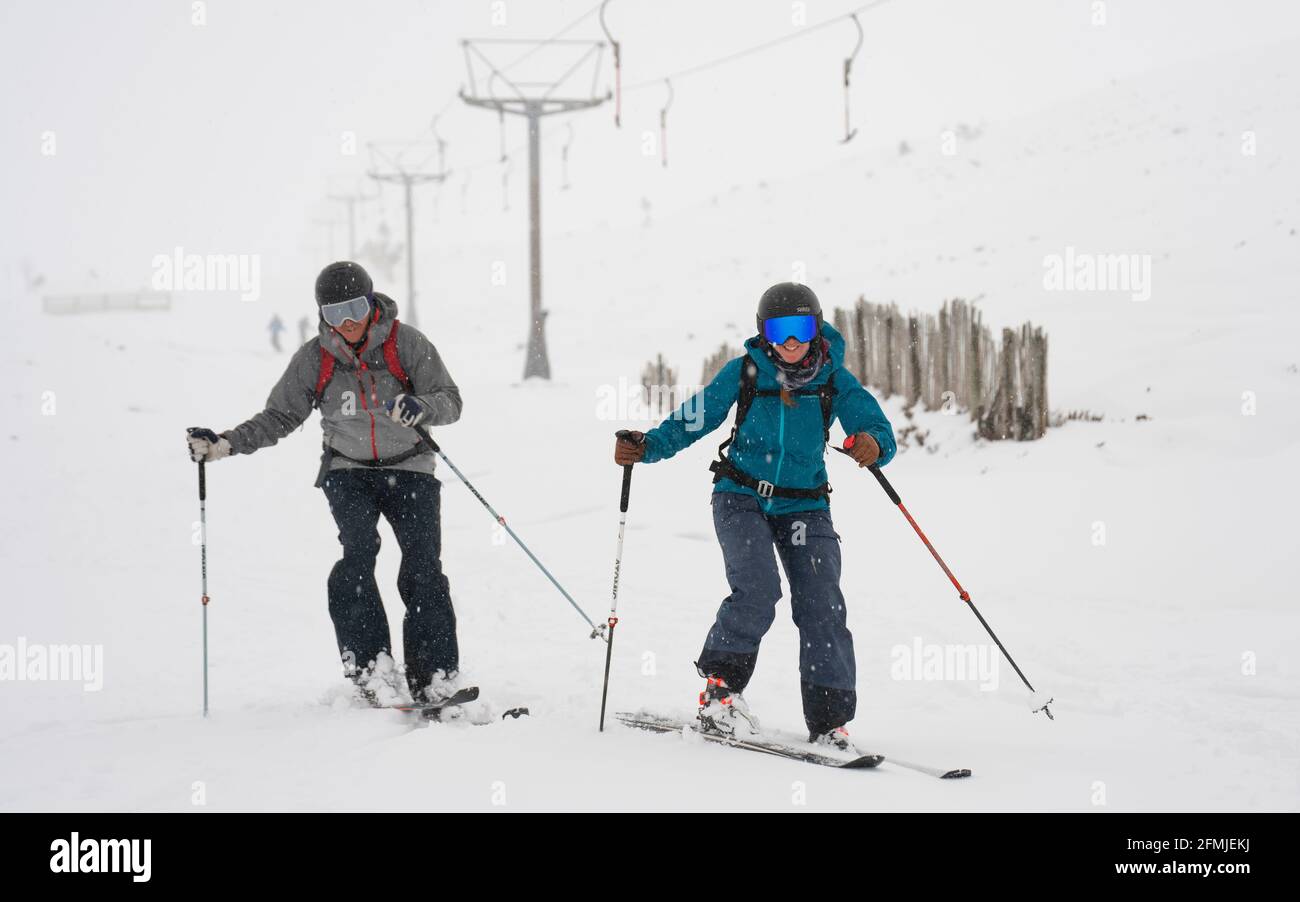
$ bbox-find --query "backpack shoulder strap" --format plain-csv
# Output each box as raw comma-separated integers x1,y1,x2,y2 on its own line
818,369,837,443
714,357,758,458
313,344,335,409
382,320,414,394
733,358,760,432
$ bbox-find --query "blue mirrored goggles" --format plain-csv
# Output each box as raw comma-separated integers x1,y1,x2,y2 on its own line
762,314,819,344
320,294,372,328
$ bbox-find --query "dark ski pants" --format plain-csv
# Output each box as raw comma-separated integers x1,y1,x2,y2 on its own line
696,492,856,735
321,468,457,695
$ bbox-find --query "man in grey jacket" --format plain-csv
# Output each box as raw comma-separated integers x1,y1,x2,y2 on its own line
186,261,463,706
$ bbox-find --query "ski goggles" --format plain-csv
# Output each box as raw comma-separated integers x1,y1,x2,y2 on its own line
762,314,819,344
319,294,372,328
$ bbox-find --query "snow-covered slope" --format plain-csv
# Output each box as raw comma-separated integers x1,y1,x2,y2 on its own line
1,37,1297,812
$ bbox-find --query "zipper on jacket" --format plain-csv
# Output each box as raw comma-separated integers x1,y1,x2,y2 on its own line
355,363,379,461
768,400,788,513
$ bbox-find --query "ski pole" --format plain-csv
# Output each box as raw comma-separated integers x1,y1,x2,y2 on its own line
599,430,639,731
837,436,1054,720
414,427,603,639
197,460,210,717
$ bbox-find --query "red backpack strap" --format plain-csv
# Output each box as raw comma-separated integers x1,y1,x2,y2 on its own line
382,320,414,393
313,344,335,408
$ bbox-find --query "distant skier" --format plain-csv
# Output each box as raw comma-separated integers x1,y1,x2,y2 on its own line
613,283,895,751
268,314,285,352
297,315,310,347
186,262,463,707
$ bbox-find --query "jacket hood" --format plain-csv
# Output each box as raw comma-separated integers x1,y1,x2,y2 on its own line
318,292,400,366
744,321,846,383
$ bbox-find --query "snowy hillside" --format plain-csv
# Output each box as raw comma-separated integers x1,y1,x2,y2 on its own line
1,19,1298,811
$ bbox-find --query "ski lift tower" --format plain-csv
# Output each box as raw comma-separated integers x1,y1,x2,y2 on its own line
459,38,609,380
367,143,449,330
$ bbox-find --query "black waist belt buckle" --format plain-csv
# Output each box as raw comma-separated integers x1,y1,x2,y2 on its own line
327,443,428,469
710,455,829,501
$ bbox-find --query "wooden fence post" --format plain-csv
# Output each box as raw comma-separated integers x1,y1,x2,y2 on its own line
907,314,922,409
969,306,983,423
938,304,951,411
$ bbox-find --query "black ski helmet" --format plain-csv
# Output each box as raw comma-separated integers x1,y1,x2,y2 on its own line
315,261,373,308
756,282,823,338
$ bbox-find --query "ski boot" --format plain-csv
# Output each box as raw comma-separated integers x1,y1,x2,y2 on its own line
808,725,854,753
696,675,760,738
350,652,407,708
411,670,462,706
411,670,472,722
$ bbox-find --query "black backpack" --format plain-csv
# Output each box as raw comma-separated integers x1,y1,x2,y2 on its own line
708,358,837,501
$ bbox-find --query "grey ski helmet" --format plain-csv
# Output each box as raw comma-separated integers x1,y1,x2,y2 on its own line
315,261,373,309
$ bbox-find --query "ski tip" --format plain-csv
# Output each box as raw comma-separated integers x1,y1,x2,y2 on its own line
389,685,482,715
846,754,885,769
942,768,973,779
502,707,530,720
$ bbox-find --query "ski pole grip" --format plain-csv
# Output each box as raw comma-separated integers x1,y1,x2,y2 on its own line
416,426,441,455
614,430,642,512
869,465,901,505
841,436,899,503
619,465,633,512
198,460,206,501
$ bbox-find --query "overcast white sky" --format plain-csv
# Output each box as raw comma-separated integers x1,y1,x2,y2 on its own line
3,0,1298,302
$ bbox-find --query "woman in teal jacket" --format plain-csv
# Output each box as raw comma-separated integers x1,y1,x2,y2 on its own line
615,283,895,751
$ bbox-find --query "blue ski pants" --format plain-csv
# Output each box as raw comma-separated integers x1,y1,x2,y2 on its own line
696,491,857,735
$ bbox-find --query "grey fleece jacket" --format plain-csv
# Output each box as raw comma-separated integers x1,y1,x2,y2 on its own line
222,293,461,482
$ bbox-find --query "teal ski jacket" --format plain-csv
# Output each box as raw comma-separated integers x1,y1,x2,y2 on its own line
641,323,896,515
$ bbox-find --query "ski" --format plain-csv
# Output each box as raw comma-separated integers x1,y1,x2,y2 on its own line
616,712,970,778
614,712,883,770
378,688,531,725
386,685,481,720
884,757,972,780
